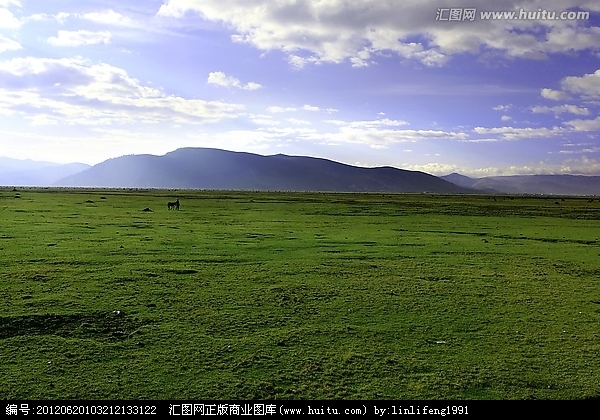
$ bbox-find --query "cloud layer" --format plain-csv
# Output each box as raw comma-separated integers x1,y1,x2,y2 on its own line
47,30,111,47
0,57,245,125
0,34,19,52
207,71,261,90
157,0,600,67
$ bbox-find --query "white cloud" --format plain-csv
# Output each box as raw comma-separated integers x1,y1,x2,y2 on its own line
473,126,564,140
266,105,336,115
0,1,21,7
301,118,466,148
286,118,311,125
27,10,133,28
55,12,70,24
561,69,600,99
245,82,262,90
185,125,318,152
553,156,600,175
81,10,133,27
325,118,408,128
564,116,600,131
348,119,409,128
531,104,590,115
0,6,21,29
286,55,314,69
29,114,58,126
405,156,600,177
47,30,111,47
559,145,600,154
401,162,461,176
541,69,600,101
541,88,569,100
459,138,498,143
156,0,600,67
267,106,297,113
157,0,452,67
0,56,245,126
207,71,262,90
302,104,320,111
501,115,512,121
0,34,20,52
249,114,280,126
26,12,70,24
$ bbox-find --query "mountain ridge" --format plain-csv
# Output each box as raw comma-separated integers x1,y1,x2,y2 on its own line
0,157,90,186
54,147,476,193
441,173,600,195
5,150,600,195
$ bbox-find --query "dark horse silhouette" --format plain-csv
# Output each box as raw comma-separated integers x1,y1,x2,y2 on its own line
167,199,180,210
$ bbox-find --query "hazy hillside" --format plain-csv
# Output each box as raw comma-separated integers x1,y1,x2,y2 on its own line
442,173,600,195
0,157,90,186
55,148,475,193
440,173,478,189
0,157,62,174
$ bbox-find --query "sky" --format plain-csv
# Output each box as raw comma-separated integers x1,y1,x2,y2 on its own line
0,0,600,177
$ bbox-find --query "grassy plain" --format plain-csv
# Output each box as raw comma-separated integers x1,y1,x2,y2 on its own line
1,188,599,400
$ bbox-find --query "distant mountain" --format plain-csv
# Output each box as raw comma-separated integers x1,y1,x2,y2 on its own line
442,173,600,195
0,157,61,174
440,173,478,189
55,148,476,193
0,157,90,186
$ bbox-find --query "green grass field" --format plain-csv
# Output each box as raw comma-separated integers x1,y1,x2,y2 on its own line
1,188,599,400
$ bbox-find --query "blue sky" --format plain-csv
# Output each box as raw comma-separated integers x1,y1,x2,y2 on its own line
1,0,599,176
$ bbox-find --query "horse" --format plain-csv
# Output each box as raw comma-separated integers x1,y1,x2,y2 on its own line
168,199,180,210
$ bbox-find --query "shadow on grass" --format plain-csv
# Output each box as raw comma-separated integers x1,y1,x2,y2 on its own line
0,311,148,341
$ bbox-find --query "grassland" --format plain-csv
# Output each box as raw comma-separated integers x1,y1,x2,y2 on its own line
1,188,599,400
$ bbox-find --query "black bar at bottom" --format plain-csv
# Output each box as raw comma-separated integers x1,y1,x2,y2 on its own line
1,400,594,417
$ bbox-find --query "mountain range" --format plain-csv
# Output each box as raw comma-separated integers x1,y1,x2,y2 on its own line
0,157,90,187
54,148,473,193
441,173,600,196
2,149,600,195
